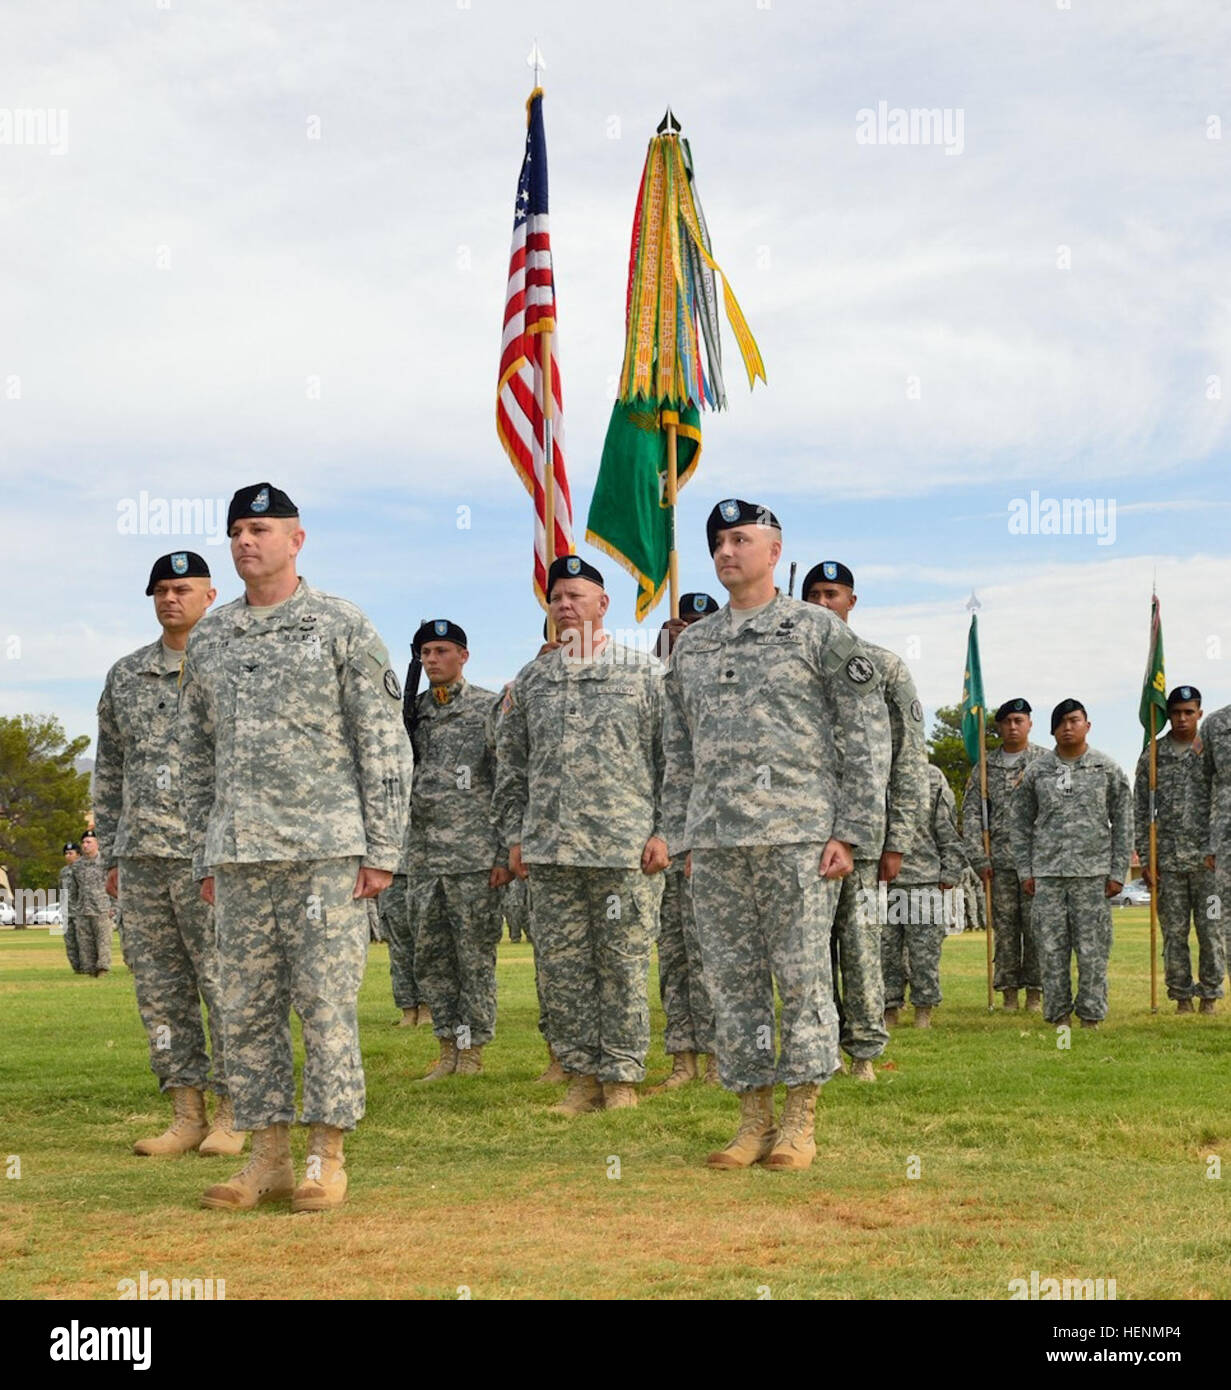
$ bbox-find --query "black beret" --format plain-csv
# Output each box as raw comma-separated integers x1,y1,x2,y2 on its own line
547,554,604,598
80,829,97,841
413,619,468,654
1050,698,1087,733
801,560,854,596
680,592,721,618
145,550,211,595
994,698,1032,721
1167,685,1201,708
63,842,79,853
227,482,299,531
706,498,782,555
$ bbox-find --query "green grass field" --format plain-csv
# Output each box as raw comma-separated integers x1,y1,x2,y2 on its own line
1,911,1228,1301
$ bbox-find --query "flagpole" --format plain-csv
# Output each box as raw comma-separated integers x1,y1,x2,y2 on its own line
665,417,679,618
979,706,994,1011
1148,703,1159,1013
541,327,557,641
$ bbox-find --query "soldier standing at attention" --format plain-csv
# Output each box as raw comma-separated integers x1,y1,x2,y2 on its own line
1011,699,1133,1028
59,843,82,973
93,551,243,1157
881,763,969,1028
495,555,668,1114
663,502,888,1171
408,619,510,1081
70,831,112,976
651,592,721,1089
1200,697,1231,987
178,483,411,1212
1136,686,1221,1013
380,839,429,1029
803,560,927,1081
963,698,1047,1012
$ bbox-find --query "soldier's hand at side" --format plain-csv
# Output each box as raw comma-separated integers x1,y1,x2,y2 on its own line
940,882,952,892
641,836,669,875
1141,867,1154,889
1022,877,1035,897
819,839,854,880
354,867,393,899
979,866,993,886
490,864,513,888
200,876,215,906
684,851,692,880
105,868,119,899
1105,879,1123,899
1204,854,1215,871
510,844,529,880
878,850,902,884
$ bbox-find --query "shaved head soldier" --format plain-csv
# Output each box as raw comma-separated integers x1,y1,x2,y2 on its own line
178,483,412,1211
664,503,889,1170
92,551,244,1157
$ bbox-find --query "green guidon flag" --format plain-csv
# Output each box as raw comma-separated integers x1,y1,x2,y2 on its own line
586,402,700,621
960,613,986,766
1139,593,1166,749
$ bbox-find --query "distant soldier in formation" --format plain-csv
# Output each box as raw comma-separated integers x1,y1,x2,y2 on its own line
69,831,111,976
179,483,411,1212
407,619,509,1081
1200,697,1231,986
963,698,1047,1012
93,550,242,1158
652,592,720,1089
1012,699,1132,1028
803,560,927,1081
59,843,82,973
495,555,668,1114
882,763,969,1028
664,503,889,1171
380,843,429,1029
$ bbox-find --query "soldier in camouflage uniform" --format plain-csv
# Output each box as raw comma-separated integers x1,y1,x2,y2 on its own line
881,762,969,1026
963,698,1047,1011
1011,699,1132,1027
803,560,928,1080
1201,698,1231,986
380,840,428,1028
1137,686,1221,1012
93,550,243,1158
178,483,411,1212
70,831,112,975
651,592,721,1088
495,555,667,1114
505,874,528,942
59,843,82,973
406,619,509,1081
663,504,889,1171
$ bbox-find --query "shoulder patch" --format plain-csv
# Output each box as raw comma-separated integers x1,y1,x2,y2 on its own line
910,698,923,723
384,669,402,700
846,655,875,685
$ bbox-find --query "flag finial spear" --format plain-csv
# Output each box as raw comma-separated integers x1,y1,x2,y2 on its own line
657,107,681,136
527,40,546,86
965,588,982,612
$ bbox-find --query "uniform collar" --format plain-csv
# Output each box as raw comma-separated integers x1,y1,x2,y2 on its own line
716,589,791,638
425,677,467,708
229,578,311,631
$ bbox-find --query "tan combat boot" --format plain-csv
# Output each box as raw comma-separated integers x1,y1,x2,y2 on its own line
850,1058,876,1082
1025,989,1043,1013
394,1007,418,1027
1176,998,1195,1014
1199,998,1217,1015
914,1006,933,1030
699,1053,720,1086
1079,1017,1099,1029
1002,989,1020,1011
199,1094,246,1158
200,1123,294,1210
535,1047,567,1084
455,1046,484,1076
291,1124,347,1213
133,1086,209,1157
653,1051,697,1091
602,1081,638,1109
551,1073,603,1116
1055,1014,1072,1029
416,1003,433,1028
883,1007,900,1028
706,1087,777,1169
764,1084,819,1171
420,1036,458,1082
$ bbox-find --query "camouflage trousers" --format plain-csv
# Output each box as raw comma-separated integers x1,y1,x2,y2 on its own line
528,865,662,1083
505,875,529,942
991,866,1040,991
77,913,113,975
880,884,947,1009
657,867,716,1055
410,871,503,1047
118,856,226,1095
62,914,82,973
690,843,841,1092
1157,866,1224,1000
379,874,421,1011
213,857,367,1131
1032,876,1113,1023
830,860,888,1061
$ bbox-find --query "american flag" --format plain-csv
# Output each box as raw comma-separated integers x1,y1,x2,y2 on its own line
496,88,573,608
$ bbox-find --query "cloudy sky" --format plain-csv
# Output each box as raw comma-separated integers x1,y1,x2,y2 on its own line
2,0,1229,779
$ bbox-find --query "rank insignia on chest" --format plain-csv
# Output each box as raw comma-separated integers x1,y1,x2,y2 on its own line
434,686,451,706
718,667,739,684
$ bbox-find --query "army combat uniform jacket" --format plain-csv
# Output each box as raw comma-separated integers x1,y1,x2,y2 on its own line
1134,732,1212,871
1012,747,1132,884
962,743,1048,873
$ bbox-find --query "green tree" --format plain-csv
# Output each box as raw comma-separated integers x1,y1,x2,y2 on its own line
929,703,1001,826
0,715,91,891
